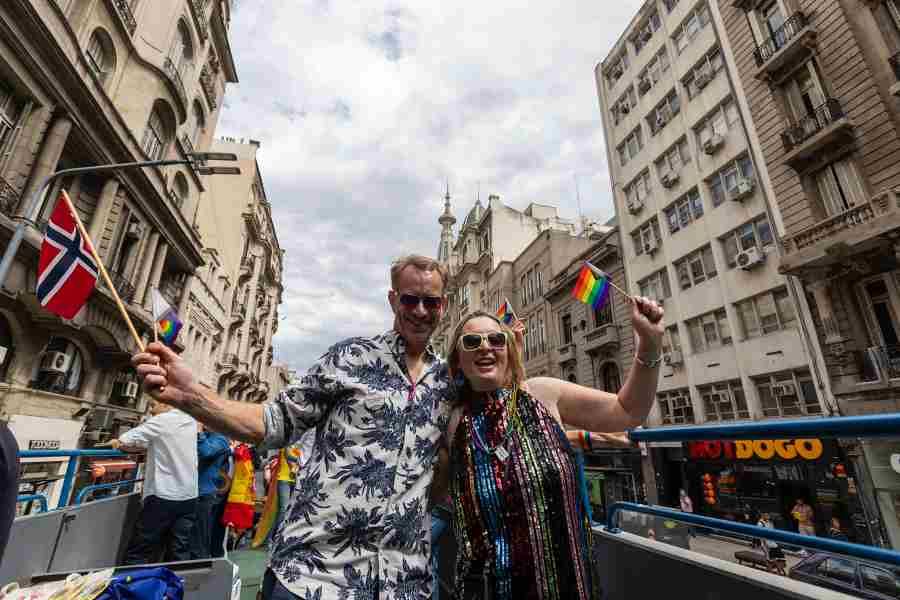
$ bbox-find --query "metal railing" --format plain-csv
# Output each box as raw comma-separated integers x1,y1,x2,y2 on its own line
753,12,809,67
780,98,845,151
859,344,900,382
103,270,136,304
162,57,187,107
608,413,900,568
18,449,127,509
111,0,138,35
74,479,143,505
15,494,48,513
0,175,19,216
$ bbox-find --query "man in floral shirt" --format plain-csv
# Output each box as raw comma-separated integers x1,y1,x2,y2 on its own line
133,255,450,599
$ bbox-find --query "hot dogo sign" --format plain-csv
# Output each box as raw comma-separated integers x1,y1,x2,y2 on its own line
687,439,823,461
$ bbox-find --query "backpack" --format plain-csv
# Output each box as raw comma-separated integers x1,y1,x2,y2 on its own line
94,568,184,600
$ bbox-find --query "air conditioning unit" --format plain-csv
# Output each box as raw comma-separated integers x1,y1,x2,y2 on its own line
627,198,644,214
39,351,70,374
730,177,755,201
736,246,766,270
772,383,797,397
665,349,684,365
661,170,680,188
695,69,712,89
644,238,659,255
122,381,140,399
702,134,725,155
638,78,652,94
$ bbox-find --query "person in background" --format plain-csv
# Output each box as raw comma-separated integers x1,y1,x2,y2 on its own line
105,400,198,564
756,513,786,575
0,420,19,565
792,498,816,537
192,423,230,559
210,441,235,558
430,493,453,600
828,516,848,541
679,489,693,513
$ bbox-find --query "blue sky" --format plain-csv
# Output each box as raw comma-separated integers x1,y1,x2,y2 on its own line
217,1,645,370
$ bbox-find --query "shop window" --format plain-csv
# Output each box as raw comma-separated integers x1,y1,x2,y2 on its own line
663,188,703,235
0,314,13,381
30,337,84,396
700,380,748,421
755,371,821,417
721,216,773,268
674,245,717,289
658,389,693,425
736,288,796,339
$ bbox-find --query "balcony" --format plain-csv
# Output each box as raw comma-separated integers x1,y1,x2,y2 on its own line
0,175,18,216
859,345,900,383
110,0,137,36
231,303,245,324
102,271,136,304
780,99,853,170
780,187,900,273
199,64,218,111
890,53,900,97
178,134,195,158
162,58,187,111
220,353,238,371
188,0,209,42
753,12,816,81
556,342,576,366
584,323,620,353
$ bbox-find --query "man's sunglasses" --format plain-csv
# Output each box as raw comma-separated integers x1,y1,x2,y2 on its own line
397,293,443,311
458,332,508,352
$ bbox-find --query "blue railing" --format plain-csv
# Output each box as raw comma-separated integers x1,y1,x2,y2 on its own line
609,413,900,568
15,494,48,513
73,479,143,505
18,449,129,509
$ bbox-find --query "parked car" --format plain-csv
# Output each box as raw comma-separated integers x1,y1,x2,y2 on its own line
789,553,900,599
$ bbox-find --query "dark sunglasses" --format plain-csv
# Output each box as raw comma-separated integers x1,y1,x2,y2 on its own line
459,332,508,352
398,293,443,311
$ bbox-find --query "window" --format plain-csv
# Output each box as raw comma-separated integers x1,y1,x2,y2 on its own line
661,325,682,358
631,217,662,257
721,216,773,268
736,288,795,339
625,170,652,209
142,107,169,160
814,159,867,217
633,12,662,55
860,564,900,597
520,274,527,306
664,0,680,12
172,172,189,210
0,81,21,158
709,154,755,207
687,309,732,353
172,20,195,77
784,62,826,124
561,314,573,345
461,283,470,306
756,370,821,417
523,317,531,360
658,389,694,425
695,98,741,148
594,301,613,328
637,48,670,97
755,1,788,48
480,231,490,254
600,362,621,393
638,269,672,302
683,48,724,99
30,337,84,396
607,52,630,88
86,30,115,83
192,100,206,145
655,137,691,177
674,245,717,289
816,557,857,585
539,315,546,353
700,380,749,421
672,3,711,54
613,86,637,125
663,188,703,234
617,126,644,166
648,90,681,136
537,268,544,297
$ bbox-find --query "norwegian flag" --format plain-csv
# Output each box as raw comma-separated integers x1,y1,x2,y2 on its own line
36,195,98,319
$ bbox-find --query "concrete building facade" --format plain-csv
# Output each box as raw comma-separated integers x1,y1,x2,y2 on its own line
0,0,245,506
595,0,828,508
715,0,900,547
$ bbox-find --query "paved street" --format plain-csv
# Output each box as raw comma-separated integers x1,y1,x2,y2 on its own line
685,534,803,573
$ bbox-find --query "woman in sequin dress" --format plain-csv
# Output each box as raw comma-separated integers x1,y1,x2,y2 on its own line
432,297,663,600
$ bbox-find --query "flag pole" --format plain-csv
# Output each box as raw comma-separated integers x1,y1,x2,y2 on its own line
60,190,145,352
150,287,159,344
584,261,632,301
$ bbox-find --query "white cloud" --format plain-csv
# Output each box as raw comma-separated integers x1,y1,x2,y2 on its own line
218,0,644,369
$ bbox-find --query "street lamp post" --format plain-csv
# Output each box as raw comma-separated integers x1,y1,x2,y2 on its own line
0,153,240,289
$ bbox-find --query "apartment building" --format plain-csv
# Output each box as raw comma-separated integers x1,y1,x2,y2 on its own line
0,0,238,506
202,137,285,403
715,0,900,548
595,0,828,511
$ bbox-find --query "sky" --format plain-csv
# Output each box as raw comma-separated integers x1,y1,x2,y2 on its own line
216,1,645,372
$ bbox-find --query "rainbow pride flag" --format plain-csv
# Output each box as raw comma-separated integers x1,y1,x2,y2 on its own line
572,263,610,310
496,298,515,324
151,288,183,345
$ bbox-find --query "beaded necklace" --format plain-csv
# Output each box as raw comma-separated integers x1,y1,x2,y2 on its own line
469,385,519,462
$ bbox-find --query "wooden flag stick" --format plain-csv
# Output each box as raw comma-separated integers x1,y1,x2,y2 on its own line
151,286,159,344
60,190,145,352
504,296,519,322
584,261,632,300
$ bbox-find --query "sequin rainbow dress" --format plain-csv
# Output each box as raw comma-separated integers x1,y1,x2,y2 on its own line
449,387,599,600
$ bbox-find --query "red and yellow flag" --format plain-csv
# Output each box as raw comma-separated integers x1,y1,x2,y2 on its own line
221,443,255,531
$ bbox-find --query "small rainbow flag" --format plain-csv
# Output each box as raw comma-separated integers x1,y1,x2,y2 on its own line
151,288,183,345
572,263,610,310
496,298,515,324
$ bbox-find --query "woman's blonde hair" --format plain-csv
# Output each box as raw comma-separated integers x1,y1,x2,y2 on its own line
447,311,526,404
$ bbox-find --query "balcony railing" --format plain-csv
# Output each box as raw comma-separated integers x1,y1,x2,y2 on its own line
179,134,195,157
753,12,809,67
111,0,137,36
103,271,136,304
188,0,209,42
0,175,18,216
780,98,845,152
890,53,900,80
162,57,187,108
221,353,239,369
859,345,900,382
199,64,218,111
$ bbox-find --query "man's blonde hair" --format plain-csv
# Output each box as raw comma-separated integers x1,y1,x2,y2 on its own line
390,255,449,293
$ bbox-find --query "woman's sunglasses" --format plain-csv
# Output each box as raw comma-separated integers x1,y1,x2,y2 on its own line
458,332,508,352
397,293,443,311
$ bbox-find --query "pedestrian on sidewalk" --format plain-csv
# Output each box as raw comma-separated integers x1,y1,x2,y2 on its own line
757,513,786,575
105,400,198,565
192,423,230,559
792,497,816,537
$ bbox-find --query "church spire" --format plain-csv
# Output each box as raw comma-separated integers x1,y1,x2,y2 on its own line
437,182,456,264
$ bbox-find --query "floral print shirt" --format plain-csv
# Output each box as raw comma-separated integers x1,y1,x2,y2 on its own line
262,329,450,600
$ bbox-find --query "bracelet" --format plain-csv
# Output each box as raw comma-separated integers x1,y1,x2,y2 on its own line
583,430,592,451
635,353,663,368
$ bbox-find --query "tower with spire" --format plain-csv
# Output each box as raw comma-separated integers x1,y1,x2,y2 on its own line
437,182,456,265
